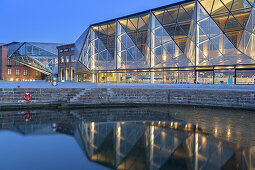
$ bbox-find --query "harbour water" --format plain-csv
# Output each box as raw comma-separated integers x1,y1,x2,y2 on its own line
0,106,254,170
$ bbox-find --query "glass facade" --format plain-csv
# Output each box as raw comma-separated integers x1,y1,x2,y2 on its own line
8,42,60,75
75,0,255,85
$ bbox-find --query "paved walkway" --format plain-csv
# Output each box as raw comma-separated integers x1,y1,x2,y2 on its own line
0,81,254,90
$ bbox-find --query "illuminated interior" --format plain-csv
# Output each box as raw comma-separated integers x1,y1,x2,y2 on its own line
75,0,255,85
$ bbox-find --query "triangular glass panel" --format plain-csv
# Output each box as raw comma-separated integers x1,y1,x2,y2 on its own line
127,19,137,32
166,6,179,21
141,13,150,26
238,6,255,60
212,13,229,31
118,13,150,57
129,17,138,29
153,10,164,24
150,14,193,67
220,0,234,11
182,1,196,17
81,28,114,70
174,24,188,39
164,24,176,38
231,0,251,11
231,9,251,28
163,10,176,25
224,12,244,31
119,19,128,30
198,17,210,37
195,1,254,65
197,2,209,21
198,0,214,14
116,21,149,69
108,22,116,36
178,5,192,22
137,16,148,30
211,0,230,15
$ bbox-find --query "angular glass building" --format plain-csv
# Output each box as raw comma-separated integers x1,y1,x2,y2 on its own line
75,0,255,84
8,42,61,76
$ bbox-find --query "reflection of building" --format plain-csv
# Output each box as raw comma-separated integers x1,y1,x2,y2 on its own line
0,108,254,170
0,42,62,81
57,44,76,81
78,121,255,170
75,0,255,85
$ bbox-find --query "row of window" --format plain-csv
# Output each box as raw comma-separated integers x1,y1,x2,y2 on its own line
8,60,20,66
59,47,75,53
7,69,39,76
60,55,76,63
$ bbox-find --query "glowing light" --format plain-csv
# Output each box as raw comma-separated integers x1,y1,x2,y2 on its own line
196,123,198,131
214,128,218,136
202,136,207,144
174,122,178,129
162,55,167,61
170,122,173,127
227,128,231,138
158,121,161,125
151,126,154,141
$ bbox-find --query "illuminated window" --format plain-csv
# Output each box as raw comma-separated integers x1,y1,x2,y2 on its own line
16,69,20,76
71,55,75,62
66,68,69,80
7,60,12,66
61,56,64,63
8,69,12,75
66,56,69,63
24,70,28,76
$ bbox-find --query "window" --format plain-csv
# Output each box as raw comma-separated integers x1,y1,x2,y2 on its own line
66,56,69,63
8,69,12,75
16,62,20,66
16,69,20,76
64,48,69,52
60,68,64,81
66,68,69,80
59,49,64,53
7,60,12,66
71,55,75,62
24,70,27,76
70,47,75,51
36,71,39,76
61,56,64,63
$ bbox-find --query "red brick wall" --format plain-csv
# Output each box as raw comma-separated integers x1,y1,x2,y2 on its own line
1,46,43,81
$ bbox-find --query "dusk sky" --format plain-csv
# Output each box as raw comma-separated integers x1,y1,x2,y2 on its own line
0,0,179,44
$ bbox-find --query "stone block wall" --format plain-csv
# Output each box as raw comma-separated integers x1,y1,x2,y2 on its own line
0,87,254,109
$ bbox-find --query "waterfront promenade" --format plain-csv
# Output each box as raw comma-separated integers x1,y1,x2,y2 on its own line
0,81,255,90
0,81,254,110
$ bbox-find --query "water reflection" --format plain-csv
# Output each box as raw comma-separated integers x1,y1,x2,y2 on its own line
0,107,254,170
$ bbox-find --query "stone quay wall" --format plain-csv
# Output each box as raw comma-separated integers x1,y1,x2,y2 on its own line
0,85,254,110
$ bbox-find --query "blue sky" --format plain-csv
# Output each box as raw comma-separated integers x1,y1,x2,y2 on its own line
0,0,179,44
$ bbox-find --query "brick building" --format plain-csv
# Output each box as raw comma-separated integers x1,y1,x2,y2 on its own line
0,44,42,81
57,44,76,81
0,42,61,81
